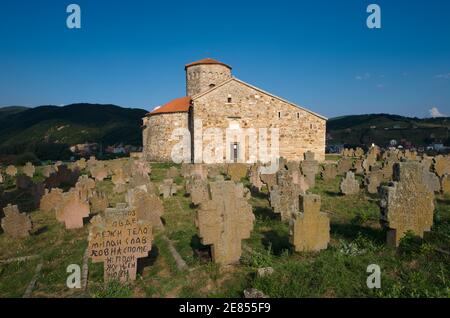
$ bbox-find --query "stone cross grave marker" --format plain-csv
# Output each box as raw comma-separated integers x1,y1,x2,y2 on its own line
127,187,164,229
340,171,360,195
6,165,17,177
321,164,337,181
40,188,64,213
1,204,32,239
88,205,153,282
56,190,90,229
289,194,330,252
380,161,435,247
337,158,352,176
301,152,319,187
23,162,35,178
195,180,254,265
159,179,177,199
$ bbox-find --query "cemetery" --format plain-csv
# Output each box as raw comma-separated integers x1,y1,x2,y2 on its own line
0,149,449,298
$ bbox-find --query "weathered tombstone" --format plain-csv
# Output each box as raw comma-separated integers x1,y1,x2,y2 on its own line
76,158,87,170
353,159,364,175
354,147,365,158
42,165,55,178
381,160,395,181
321,164,337,181
365,170,383,194
422,169,441,193
337,158,352,176
166,166,180,179
195,180,254,265
86,156,97,170
226,163,248,182
270,169,307,221
441,174,450,195
260,173,277,190
40,188,64,213
380,162,435,247
159,179,177,198
433,155,450,177
90,190,109,213
112,169,127,194
56,190,90,229
88,205,153,282
75,175,96,202
300,152,319,187
6,165,17,177
45,165,80,189
289,194,330,252
91,165,108,182
248,164,263,192
128,188,164,229
1,204,32,238
23,162,35,178
340,171,360,195
189,178,209,206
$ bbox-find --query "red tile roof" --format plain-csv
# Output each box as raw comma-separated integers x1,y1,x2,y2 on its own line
148,96,192,115
185,58,231,70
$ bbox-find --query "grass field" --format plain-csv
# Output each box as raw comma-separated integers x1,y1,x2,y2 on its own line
0,162,449,298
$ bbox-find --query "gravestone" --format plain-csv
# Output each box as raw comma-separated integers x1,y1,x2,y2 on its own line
337,158,352,176
76,158,87,170
365,170,383,194
248,164,263,192
381,160,395,181
422,169,441,193
40,188,64,213
88,205,153,282
340,171,360,195
166,166,180,179
380,162,435,247
159,179,177,198
195,180,254,265
45,165,80,189
260,173,277,190
289,194,330,252
86,156,97,170
75,175,96,202
189,178,210,206
130,189,164,229
6,165,17,177
56,190,90,229
300,152,319,187
441,174,450,194
23,162,35,178
321,164,337,180
353,159,364,175
433,155,450,177
354,147,365,158
91,166,108,182
1,204,32,238
90,190,109,213
42,165,55,178
226,163,248,182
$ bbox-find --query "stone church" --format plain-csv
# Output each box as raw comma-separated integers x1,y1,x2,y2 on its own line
142,58,326,163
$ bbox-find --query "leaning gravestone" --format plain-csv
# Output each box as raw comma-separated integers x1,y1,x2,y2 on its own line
195,180,254,265
1,204,32,238
23,162,35,178
365,170,383,194
422,169,441,193
289,194,330,252
6,165,17,177
340,171,360,195
56,190,90,229
380,162,435,247
337,158,352,176
321,164,337,181
88,205,153,282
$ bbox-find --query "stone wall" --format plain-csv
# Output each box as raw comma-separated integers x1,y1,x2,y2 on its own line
186,64,232,96
192,79,326,162
143,112,188,162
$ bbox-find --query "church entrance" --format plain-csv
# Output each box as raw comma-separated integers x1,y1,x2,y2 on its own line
231,142,239,162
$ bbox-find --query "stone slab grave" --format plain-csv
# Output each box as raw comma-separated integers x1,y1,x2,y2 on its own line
433,155,450,177
55,190,90,229
380,161,435,247
6,165,18,177
289,194,330,252
75,175,96,202
185,176,209,206
23,162,35,178
300,151,319,187
126,187,164,228
1,204,32,238
195,180,254,265
321,163,337,181
166,166,180,179
441,174,450,194
226,163,248,182
365,170,383,194
88,204,153,282
270,168,308,221
159,178,177,198
337,158,352,176
340,171,360,195
90,165,108,182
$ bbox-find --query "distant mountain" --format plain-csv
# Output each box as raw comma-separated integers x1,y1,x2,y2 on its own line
0,103,148,164
327,113,450,147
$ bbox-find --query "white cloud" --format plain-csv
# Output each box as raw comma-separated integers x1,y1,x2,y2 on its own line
429,107,446,118
435,73,450,79
355,73,371,80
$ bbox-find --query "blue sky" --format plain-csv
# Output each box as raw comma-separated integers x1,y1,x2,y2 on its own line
0,0,449,118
